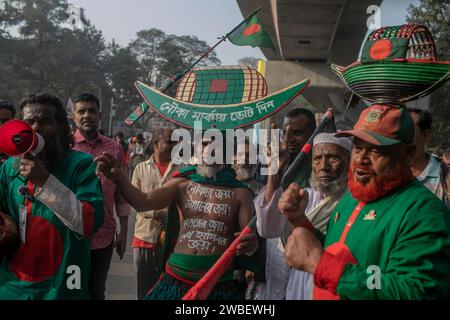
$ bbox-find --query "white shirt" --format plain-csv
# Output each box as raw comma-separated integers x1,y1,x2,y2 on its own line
416,154,449,209
255,186,324,300
264,237,291,300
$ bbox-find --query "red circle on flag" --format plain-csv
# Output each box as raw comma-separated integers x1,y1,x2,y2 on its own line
243,24,261,36
370,39,392,60
8,215,63,282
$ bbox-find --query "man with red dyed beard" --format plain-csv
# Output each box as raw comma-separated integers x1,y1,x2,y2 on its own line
279,103,450,299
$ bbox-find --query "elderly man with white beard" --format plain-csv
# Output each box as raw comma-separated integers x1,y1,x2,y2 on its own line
95,134,259,300
254,132,351,299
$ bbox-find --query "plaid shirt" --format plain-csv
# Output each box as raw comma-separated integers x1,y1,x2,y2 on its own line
73,130,131,249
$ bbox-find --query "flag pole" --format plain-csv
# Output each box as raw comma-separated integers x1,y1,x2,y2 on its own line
124,7,262,125
158,36,227,92
159,6,262,92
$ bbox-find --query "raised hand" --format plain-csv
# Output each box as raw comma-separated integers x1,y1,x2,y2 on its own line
94,152,123,180
285,227,323,274
265,124,292,175
278,183,309,227
274,123,293,172
20,153,49,187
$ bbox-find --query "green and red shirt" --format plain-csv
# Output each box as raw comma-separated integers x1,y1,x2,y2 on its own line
0,151,103,300
312,180,450,299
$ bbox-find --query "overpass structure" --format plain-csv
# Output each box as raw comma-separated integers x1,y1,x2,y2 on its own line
237,0,383,128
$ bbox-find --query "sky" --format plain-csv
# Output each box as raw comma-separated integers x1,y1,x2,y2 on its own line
70,0,420,65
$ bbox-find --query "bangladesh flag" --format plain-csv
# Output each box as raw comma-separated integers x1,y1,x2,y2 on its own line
361,38,409,63
227,13,275,50
124,103,149,126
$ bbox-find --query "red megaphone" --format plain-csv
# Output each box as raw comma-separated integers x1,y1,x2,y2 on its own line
0,120,45,156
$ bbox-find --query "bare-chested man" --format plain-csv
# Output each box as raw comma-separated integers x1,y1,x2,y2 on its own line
95,137,258,300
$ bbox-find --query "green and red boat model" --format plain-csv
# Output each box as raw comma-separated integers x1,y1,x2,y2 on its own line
134,65,310,130
331,24,450,103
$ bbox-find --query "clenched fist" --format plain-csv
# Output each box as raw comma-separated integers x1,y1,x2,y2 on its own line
278,183,309,228
285,227,323,274
20,154,49,187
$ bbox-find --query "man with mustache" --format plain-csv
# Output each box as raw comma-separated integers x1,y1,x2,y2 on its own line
256,133,351,299
0,93,104,299
281,104,450,299
0,100,16,165
72,93,130,300
253,107,317,300
258,108,316,186
131,128,180,300
407,108,449,209
232,138,266,299
232,139,262,194
95,134,258,300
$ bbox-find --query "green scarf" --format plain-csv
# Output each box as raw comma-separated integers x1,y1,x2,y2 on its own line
173,165,253,191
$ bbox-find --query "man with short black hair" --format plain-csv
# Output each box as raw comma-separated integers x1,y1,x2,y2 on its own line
114,131,128,153
131,128,180,300
72,93,130,300
0,93,104,299
408,108,448,208
255,107,316,299
264,107,317,207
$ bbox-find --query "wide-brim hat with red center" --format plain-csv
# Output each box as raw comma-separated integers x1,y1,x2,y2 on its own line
133,66,310,130
331,24,450,103
336,102,414,146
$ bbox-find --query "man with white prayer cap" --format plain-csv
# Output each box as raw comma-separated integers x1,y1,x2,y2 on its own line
254,132,352,299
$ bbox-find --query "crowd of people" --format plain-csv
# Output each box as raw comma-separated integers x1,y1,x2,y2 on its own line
0,93,449,300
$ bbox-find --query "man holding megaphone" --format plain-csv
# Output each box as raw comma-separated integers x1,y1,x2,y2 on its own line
0,93,104,300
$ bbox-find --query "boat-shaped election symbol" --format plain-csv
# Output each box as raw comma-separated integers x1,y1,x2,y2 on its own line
134,79,310,130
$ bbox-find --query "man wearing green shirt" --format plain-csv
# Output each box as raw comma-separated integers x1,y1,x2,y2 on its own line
280,103,450,299
0,93,104,300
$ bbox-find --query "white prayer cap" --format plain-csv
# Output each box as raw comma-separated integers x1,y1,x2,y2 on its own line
313,132,352,152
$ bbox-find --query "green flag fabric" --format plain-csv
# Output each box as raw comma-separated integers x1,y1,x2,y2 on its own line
227,13,275,50
124,103,150,126
361,38,409,64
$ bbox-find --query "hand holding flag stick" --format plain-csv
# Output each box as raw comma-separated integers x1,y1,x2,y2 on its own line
181,216,257,300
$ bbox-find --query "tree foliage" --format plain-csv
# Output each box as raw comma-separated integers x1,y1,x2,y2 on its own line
407,0,450,151
238,56,259,69
0,0,109,104
0,0,221,133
